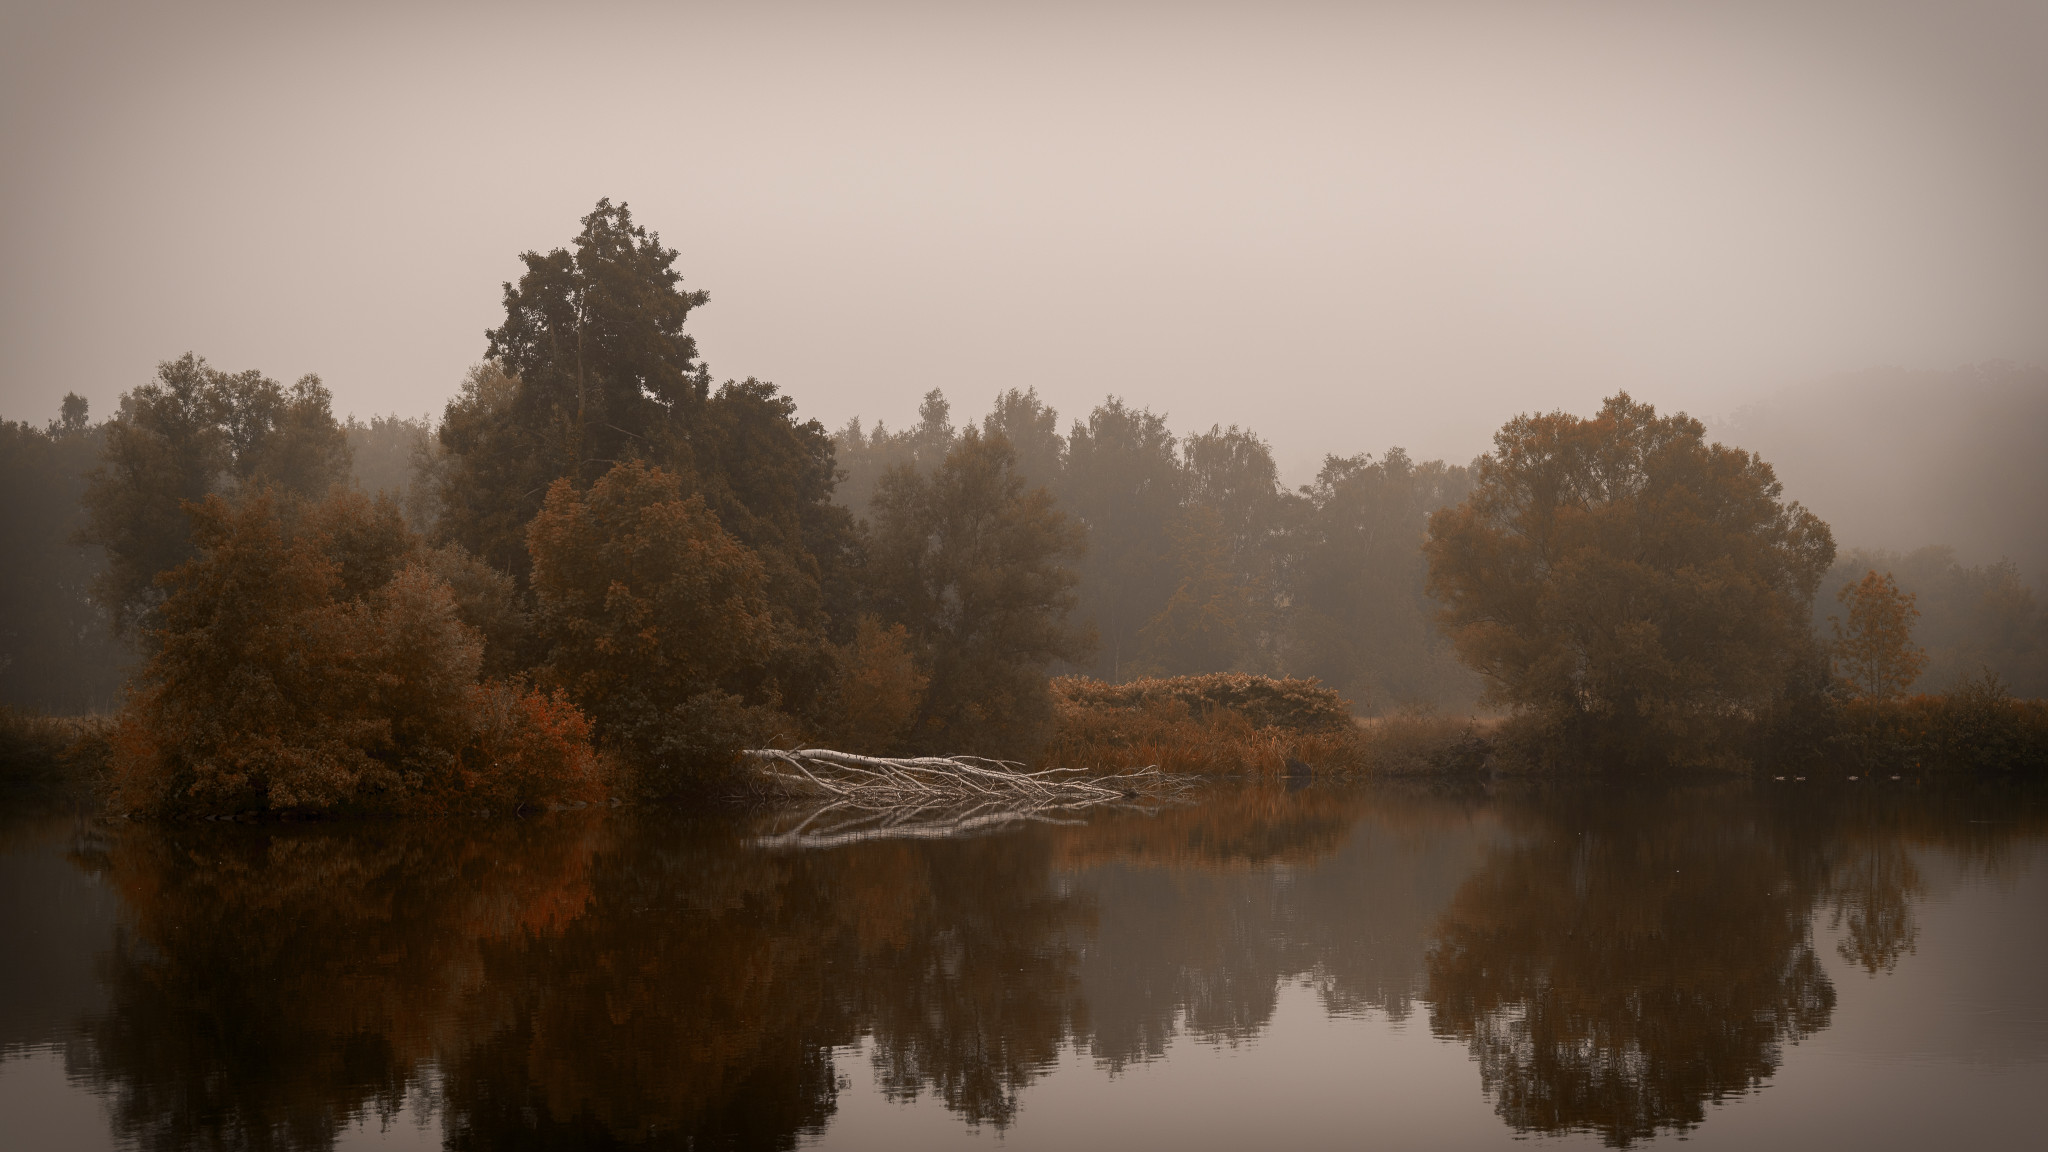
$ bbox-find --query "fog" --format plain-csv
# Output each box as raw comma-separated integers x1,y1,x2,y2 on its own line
4,0,2045,551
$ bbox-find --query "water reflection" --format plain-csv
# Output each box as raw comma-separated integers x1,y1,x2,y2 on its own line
16,781,2041,1150
1424,789,1839,1145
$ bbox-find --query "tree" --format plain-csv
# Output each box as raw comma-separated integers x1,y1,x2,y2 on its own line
1830,570,1928,699
1424,394,1835,749
1137,505,1260,674
1287,449,1476,712
981,387,1065,493
526,460,787,788
867,430,1090,754
831,614,930,752
1060,399,1183,679
111,489,598,815
435,203,857,721
436,200,711,574
81,354,351,632
0,396,130,710
833,387,960,517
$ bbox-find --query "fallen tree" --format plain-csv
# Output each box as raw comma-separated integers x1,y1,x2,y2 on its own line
743,747,1190,804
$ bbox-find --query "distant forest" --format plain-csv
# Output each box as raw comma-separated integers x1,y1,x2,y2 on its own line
4,203,2047,733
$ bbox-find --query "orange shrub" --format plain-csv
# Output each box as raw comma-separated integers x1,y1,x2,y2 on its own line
111,490,606,816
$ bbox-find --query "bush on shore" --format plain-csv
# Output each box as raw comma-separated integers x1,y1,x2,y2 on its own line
1827,675,2048,775
110,489,607,817
0,708,113,804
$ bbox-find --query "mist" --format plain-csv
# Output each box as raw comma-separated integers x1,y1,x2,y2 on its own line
5,0,2046,496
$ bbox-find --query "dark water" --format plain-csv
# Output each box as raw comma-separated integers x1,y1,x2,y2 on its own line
3,780,2044,1151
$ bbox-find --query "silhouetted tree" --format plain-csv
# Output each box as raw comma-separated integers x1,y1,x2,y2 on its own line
1285,449,1475,712
0,395,129,709
435,203,855,719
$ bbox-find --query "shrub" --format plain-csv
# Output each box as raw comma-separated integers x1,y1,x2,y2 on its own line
110,490,604,816
1833,674,2048,775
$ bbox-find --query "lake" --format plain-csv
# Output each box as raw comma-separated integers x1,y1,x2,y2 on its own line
2,779,2044,1150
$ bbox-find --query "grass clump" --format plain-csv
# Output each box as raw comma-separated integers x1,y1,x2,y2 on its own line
0,708,114,806
1047,674,1373,775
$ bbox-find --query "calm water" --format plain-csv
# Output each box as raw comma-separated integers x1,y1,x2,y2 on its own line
3,780,2044,1151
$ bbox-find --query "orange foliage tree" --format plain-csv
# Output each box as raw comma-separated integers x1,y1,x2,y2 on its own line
1424,394,1835,751
1829,569,1928,699
526,460,788,790
111,490,603,815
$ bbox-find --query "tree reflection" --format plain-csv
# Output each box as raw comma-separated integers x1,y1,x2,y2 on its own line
70,816,608,1152
1424,789,1839,1146
60,782,2030,1150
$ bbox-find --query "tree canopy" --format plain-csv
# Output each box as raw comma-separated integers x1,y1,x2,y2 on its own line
867,429,1091,754
1425,394,1835,749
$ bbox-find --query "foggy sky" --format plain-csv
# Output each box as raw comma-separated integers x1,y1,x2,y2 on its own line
4,0,2045,486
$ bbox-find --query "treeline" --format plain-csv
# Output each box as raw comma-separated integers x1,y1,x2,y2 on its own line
5,199,2046,804
1,202,1116,812
835,389,1480,710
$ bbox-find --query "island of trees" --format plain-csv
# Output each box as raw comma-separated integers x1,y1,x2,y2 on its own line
2,201,2042,814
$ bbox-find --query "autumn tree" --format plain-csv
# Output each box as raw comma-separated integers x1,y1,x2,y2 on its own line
1425,394,1835,749
526,460,787,788
81,354,351,632
831,615,931,753
1830,570,1928,699
867,430,1091,754
112,489,600,815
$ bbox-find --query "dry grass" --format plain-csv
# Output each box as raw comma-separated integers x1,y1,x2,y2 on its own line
1044,674,1499,776
0,708,115,804
1353,712,1501,775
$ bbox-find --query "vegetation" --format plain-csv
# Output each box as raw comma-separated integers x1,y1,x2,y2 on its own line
1830,569,1929,699
1425,393,1837,757
109,489,603,816
3,200,2044,810
866,429,1091,755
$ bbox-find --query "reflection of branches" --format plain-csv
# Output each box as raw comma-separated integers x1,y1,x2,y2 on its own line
1828,843,1922,974
755,793,1187,850
745,748,1193,806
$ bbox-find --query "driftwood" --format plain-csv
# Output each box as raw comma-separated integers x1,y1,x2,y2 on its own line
742,748,1194,849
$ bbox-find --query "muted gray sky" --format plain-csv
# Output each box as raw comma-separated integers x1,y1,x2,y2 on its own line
4,0,2045,480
